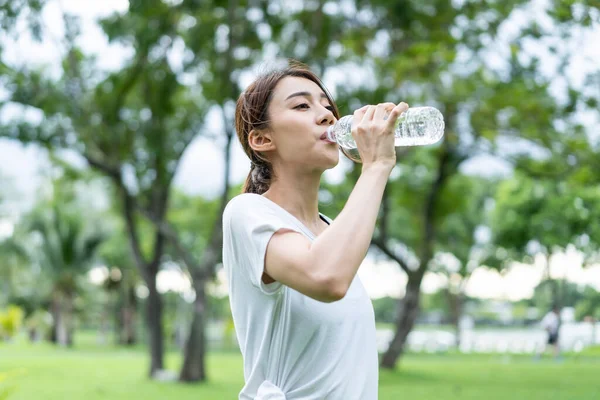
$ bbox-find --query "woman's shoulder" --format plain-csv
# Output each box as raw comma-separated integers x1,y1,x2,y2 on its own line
225,193,263,211
223,193,274,221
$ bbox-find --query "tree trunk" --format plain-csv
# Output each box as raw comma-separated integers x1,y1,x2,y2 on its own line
379,145,453,369
52,292,73,347
453,297,463,349
176,52,234,379
28,328,40,342
146,278,164,377
121,286,137,345
55,305,69,347
118,285,137,345
56,317,68,347
49,293,59,344
97,307,109,346
65,294,74,347
445,288,463,348
179,282,207,382
113,295,121,345
380,276,423,369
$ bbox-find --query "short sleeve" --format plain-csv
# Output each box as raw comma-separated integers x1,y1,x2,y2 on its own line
223,194,299,295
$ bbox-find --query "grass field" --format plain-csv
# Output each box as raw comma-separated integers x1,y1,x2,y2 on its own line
1,334,599,400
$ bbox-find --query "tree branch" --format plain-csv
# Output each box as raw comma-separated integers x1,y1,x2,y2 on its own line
134,206,211,280
82,153,148,277
371,237,412,276
83,153,121,182
122,190,149,281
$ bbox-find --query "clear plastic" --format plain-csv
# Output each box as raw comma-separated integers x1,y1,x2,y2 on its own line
325,106,445,161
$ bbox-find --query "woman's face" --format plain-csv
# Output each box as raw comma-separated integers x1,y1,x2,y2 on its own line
260,76,339,171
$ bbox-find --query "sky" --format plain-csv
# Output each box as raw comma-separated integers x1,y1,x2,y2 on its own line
2,0,600,300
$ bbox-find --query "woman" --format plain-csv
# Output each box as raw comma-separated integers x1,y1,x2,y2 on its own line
222,62,408,400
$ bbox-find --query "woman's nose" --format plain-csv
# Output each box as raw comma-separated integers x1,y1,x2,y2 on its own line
319,109,335,125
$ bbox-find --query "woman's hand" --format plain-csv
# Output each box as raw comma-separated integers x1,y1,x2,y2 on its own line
351,102,409,170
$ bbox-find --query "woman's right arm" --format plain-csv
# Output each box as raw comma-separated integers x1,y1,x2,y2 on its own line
264,102,409,302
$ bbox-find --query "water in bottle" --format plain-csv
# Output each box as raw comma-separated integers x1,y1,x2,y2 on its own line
325,106,445,162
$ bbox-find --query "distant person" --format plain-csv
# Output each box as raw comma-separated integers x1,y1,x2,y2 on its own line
222,61,408,399
538,306,561,359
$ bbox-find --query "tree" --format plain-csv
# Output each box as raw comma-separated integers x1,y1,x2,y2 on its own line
0,174,23,305
23,184,105,346
575,287,600,321
165,189,224,381
490,173,593,309
0,238,28,306
429,174,494,347
0,0,258,379
532,279,585,314
318,0,590,368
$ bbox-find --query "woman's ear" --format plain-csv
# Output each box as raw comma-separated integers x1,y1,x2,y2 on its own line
248,129,276,153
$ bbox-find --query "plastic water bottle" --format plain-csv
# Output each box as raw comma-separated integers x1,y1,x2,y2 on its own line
325,106,445,162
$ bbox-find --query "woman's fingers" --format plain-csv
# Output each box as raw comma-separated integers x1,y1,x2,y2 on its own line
352,101,409,138
352,105,370,128
347,101,409,167
373,102,396,121
361,105,376,124
384,102,409,130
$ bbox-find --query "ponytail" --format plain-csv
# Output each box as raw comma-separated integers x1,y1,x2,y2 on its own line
242,161,273,194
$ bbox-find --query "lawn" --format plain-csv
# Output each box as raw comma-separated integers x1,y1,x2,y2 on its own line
1,334,599,400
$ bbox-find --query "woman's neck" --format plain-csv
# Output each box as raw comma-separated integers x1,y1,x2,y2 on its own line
262,167,323,230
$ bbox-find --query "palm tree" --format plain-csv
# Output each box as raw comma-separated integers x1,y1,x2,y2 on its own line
28,205,105,347
0,237,28,303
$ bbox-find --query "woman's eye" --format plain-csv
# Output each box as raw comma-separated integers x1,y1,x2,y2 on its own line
293,103,334,112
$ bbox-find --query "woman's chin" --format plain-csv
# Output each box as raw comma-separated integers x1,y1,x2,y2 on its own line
304,147,339,171
311,157,338,173
323,154,340,170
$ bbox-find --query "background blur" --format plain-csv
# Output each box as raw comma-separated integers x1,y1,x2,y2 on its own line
1,0,599,399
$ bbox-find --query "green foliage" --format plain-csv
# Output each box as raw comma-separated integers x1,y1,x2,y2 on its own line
0,305,24,340
372,296,398,324
510,302,531,321
23,309,52,337
421,290,451,316
0,0,45,41
575,287,600,321
24,204,105,296
0,236,29,305
434,174,494,274
167,190,221,260
491,173,600,263
531,279,585,314
205,292,231,321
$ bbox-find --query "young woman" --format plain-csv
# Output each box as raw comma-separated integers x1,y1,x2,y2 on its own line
222,62,408,399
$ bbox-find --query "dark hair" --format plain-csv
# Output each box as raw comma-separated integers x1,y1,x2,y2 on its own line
235,61,340,194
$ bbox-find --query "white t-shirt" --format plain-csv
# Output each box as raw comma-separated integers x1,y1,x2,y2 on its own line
222,193,378,400
541,311,559,335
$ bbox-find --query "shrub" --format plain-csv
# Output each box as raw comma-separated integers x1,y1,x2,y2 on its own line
0,305,24,340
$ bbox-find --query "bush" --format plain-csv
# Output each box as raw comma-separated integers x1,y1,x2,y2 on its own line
24,309,53,342
0,305,24,340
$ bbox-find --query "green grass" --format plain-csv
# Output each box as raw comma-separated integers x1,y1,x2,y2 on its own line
1,334,599,400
